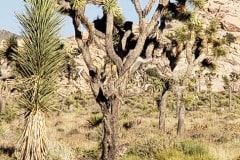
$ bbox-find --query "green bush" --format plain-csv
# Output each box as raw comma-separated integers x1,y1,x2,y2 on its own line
74,147,99,160
127,138,163,158
180,140,207,155
118,155,147,160
0,105,18,122
155,149,185,160
155,148,216,160
87,113,103,128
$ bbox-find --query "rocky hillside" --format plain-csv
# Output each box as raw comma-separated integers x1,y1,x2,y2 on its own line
63,0,240,93
204,0,240,91
0,29,20,42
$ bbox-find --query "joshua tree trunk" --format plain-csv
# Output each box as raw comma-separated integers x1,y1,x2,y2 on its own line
229,86,232,110
198,78,201,92
0,95,6,114
17,110,47,160
158,90,169,131
99,94,121,160
210,91,213,111
177,105,185,136
175,85,185,136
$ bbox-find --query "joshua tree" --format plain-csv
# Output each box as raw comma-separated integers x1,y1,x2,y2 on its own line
57,0,165,159
195,68,204,92
204,72,217,110
14,0,64,159
153,0,229,135
223,72,240,110
0,35,17,114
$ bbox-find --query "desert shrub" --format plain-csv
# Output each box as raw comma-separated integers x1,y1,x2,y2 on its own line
155,145,215,160
118,154,147,160
181,139,208,155
184,154,216,160
196,92,208,107
120,112,129,120
65,90,91,109
125,98,135,106
74,147,99,160
48,141,75,160
127,137,164,158
86,125,103,141
135,103,146,110
167,92,176,112
82,149,99,159
66,128,80,136
183,92,199,111
87,113,103,128
155,149,185,160
0,105,18,122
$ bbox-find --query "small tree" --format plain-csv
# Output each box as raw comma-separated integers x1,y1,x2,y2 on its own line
223,72,240,110
204,72,217,110
0,35,18,114
153,0,229,135
14,0,64,159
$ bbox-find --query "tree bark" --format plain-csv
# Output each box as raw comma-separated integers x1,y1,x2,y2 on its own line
210,91,213,111
177,105,185,136
229,86,232,110
100,96,121,160
0,95,6,114
158,90,169,131
198,78,201,92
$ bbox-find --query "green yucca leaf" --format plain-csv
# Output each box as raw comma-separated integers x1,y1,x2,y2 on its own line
14,0,64,111
222,75,230,87
212,46,227,58
190,0,206,10
186,13,202,32
174,26,189,44
103,0,123,18
224,33,236,45
205,19,219,37
70,0,87,9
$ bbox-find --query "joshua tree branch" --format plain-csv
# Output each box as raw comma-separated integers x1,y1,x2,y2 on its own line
122,4,162,74
106,13,123,74
130,57,153,74
131,0,143,20
143,0,157,17
121,30,132,51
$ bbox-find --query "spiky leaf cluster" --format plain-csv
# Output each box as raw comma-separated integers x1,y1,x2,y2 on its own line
186,13,202,32
174,26,189,44
183,92,198,107
230,72,240,82
205,19,219,41
103,0,122,18
70,0,87,9
212,46,227,58
222,75,230,87
0,35,18,60
189,0,207,9
14,0,64,111
224,33,236,45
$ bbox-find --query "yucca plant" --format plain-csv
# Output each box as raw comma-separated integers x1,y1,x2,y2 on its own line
0,35,18,60
14,0,64,159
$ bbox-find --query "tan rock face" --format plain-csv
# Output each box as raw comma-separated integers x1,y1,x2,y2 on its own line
207,0,240,31
221,15,240,32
